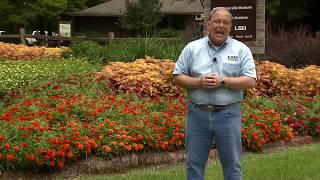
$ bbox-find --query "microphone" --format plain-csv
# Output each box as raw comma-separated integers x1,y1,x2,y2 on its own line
213,57,217,62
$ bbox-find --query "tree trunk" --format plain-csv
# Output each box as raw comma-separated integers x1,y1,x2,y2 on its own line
203,0,212,36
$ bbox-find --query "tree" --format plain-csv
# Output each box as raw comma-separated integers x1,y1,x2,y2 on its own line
0,0,98,33
120,0,163,35
0,0,24,31
266,0,319,33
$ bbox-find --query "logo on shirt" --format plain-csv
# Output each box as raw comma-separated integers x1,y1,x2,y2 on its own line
227,55,238,61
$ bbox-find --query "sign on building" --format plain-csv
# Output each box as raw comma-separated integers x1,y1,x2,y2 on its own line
59,21,71,37
212,0,256,41
207,0,265,54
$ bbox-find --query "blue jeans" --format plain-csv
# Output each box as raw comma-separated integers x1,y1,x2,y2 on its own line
186,103,242,180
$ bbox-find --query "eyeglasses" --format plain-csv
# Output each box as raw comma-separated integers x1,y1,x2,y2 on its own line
210,19,231,26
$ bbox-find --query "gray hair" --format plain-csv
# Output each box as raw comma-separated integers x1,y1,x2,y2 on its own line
209,7,233,21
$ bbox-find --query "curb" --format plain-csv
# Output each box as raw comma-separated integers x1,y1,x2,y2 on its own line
1,136,319,179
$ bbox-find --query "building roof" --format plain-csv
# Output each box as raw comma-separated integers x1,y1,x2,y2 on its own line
67,0,203,17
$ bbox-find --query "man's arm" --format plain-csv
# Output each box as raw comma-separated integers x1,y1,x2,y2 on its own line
222,76,256,90
173,74,256,90
173,74,202,89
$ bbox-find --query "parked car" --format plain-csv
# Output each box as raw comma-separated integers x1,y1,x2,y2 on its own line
26,30,70,47
26,30,50,45
0,30,20,44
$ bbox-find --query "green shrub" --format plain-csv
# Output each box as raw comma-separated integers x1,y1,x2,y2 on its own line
63,41,109,64
154,28,182,38
63,39,185,63
107,38,184,62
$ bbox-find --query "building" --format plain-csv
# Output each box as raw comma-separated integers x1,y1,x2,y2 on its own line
63,0,204,37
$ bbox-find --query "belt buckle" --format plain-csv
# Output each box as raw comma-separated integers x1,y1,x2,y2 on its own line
207,105,215,111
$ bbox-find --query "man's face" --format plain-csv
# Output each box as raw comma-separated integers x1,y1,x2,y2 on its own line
207,10,232,46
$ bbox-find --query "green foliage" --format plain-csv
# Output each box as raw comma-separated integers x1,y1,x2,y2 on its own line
28,0,68,17
154,28,183,38
66,0,87,12
0,0,98,33
2,73,109,107
120,0,163,34
108,38,184,62
64,39,184,64
0,0,12,27
0,59,101,95
266,0,317,31
63,41,109,64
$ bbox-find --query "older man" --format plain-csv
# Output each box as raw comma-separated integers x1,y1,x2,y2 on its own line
173,7,257,180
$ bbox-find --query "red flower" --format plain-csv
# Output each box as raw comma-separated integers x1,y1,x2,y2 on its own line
62,144,70,151
85,143,91,154
13,145,20,152
77,144,84,151
88,140,97,149
137,144,144,150
56,150,65,157
4,143,10,149
49,160,55,167
21,142,28,147
57,161,64,168
66,151,74,158
137,134,144,141
27,153,36,161
37,148,44,154
98,135,104,140
7,154,15,161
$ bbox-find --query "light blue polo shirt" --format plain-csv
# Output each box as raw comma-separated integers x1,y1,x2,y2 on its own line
173,36,256,105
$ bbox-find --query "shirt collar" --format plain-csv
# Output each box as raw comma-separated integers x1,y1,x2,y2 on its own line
206,36,230,50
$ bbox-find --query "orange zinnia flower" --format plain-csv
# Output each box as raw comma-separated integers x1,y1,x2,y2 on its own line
103,145,112,152
110,141,117,146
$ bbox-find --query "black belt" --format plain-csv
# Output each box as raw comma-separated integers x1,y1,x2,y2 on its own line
192,102,238,112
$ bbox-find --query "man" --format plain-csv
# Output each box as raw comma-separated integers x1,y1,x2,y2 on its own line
173,7,256,180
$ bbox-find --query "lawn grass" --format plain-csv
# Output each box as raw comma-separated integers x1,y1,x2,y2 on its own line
70,143,320,180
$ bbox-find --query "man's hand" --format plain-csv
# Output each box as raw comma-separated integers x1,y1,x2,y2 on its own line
201,75,222,89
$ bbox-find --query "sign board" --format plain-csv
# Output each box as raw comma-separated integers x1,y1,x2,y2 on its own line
211,0,256,41
59,21,71,37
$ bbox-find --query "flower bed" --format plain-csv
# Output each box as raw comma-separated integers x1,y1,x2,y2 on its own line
0,58,319,172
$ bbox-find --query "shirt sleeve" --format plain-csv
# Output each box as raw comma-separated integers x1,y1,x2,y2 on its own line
173,44,191,75
240,46,257,79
